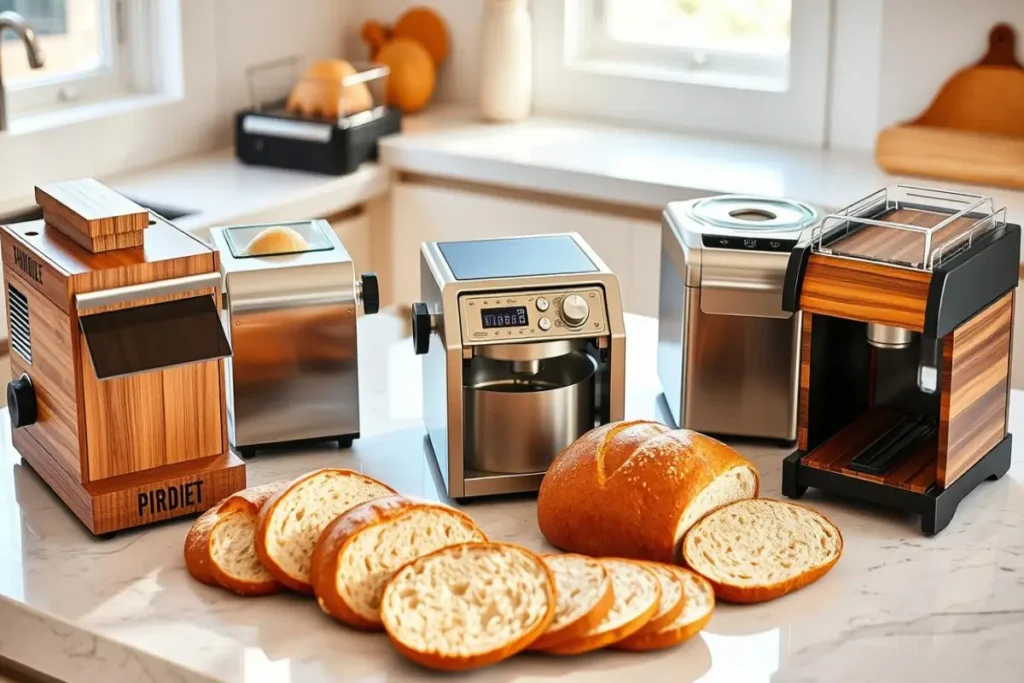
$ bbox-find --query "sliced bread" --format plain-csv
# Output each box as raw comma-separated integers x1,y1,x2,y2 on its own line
311,496,487,630
380,542,555,671
538,421,759,563
184,481,285,596
631,562,686,635
682,499,843,603
528,554,615,651
543,559,661,655
255,468,396,593
616,569,715,651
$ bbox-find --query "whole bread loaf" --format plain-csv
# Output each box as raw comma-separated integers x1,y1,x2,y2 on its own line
537,421,759,563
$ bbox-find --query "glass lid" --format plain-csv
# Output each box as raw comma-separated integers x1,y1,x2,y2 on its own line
223,221,334,259
812,186,1005,271
687,196,819,232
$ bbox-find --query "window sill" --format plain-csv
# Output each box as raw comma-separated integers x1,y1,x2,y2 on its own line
565,58,788,93
3,92,182,137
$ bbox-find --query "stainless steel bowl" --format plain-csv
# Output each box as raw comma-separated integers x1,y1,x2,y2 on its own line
464,351,596,474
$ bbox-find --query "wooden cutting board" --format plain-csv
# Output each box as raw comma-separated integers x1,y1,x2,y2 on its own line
876,24,1024,189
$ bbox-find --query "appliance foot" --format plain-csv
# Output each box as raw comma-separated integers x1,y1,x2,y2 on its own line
921,499,957,536
782,451,806,499
336,436,355,450
96,531,118,540
237,447,257,460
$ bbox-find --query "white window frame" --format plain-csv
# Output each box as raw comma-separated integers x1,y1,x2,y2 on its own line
572,0,791,92
5,0,156,117
533,0,833,147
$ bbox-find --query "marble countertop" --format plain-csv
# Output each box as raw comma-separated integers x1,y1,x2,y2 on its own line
381,105,1024,226
1,312,1023,683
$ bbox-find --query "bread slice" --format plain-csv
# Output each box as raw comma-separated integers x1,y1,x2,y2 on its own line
528,554,615,651
310,496,487,630
538,420,759,563
184,481,285,596
543,559,660,655
632,562,685,635
682,499,843,603
255,469,396,594
381,542,555,671
616,569,715,651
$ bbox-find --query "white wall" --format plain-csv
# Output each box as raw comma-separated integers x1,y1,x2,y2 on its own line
0,0,347,206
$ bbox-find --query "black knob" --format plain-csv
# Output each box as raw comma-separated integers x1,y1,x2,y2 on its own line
360,273,380,315
8,375,36,428
412,302,431,355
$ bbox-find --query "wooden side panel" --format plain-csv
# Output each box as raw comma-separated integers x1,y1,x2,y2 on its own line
799,254,931,331
87,453,245,535
13,428,93,528
1,225,72,313
83,348,224,480
938,293,1012,487
797,312,813,451
5,270,81,480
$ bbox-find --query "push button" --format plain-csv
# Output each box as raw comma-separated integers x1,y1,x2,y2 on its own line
538,317,551,331
536,297,549,312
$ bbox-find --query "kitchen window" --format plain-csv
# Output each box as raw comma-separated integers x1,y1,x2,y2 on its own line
534,0,832,146
2,0,152,119
574,0,792,91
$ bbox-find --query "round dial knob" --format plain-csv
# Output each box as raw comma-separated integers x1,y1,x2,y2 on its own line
8,375,36,429
560,294,590,327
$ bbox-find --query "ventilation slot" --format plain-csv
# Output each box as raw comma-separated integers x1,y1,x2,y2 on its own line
9,285,31,363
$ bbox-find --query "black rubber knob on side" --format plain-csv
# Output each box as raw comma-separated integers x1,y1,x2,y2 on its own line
412,302,431,355
360,273,380,315
8,376,36,428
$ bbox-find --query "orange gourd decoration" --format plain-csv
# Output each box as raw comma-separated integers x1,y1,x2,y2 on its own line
362,7,450,114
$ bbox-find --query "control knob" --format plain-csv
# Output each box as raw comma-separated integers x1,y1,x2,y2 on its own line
8,375,36,428
412,302,432,355
560,294,590,327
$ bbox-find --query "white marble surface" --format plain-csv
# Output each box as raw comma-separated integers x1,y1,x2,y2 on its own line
381,105,1024,225
1,312,1023,683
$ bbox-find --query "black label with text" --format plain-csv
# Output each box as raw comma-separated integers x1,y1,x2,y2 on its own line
13,246,43,284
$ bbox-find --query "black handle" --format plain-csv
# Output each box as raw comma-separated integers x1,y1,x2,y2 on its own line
8,375,36,428
412,302,431,355
360,273,380,315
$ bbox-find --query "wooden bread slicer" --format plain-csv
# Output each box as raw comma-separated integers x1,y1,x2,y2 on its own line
1,179,245,536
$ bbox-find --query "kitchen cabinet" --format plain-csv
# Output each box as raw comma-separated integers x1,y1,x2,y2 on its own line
389,181,661,317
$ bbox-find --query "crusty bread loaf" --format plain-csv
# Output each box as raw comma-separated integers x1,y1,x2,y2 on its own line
255,469,396,594
529,554,615,651
184,482,285,596
538,420,759,563
310,496,487,630
381,542,556,671
682,499,842,603
616,568,715,651
543,559,661,655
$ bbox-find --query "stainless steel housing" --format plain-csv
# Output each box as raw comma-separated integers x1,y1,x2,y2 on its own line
211,220,372,453
657,196,819,442
417,233,626,499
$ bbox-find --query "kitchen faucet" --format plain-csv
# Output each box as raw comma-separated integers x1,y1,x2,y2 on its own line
0,11,45,133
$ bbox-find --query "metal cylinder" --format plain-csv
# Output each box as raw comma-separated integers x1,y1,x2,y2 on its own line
464,351,596,474
867,323,913,349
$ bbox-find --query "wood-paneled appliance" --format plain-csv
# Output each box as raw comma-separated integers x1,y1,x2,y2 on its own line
781,185,1019,534
1,179,244,536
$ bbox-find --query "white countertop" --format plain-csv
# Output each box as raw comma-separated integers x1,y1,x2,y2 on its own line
0,149,390,245
1,312,1023,683
381,105,1024,222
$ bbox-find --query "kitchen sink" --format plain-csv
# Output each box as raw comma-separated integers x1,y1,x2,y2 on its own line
0,197,195,225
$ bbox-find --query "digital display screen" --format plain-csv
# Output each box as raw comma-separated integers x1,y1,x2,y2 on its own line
482,306,529,329
701,235,798,252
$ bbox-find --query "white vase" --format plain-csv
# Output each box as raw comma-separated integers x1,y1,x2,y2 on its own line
479,0,532,122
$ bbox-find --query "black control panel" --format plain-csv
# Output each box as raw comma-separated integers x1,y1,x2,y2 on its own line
701,234,798,252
